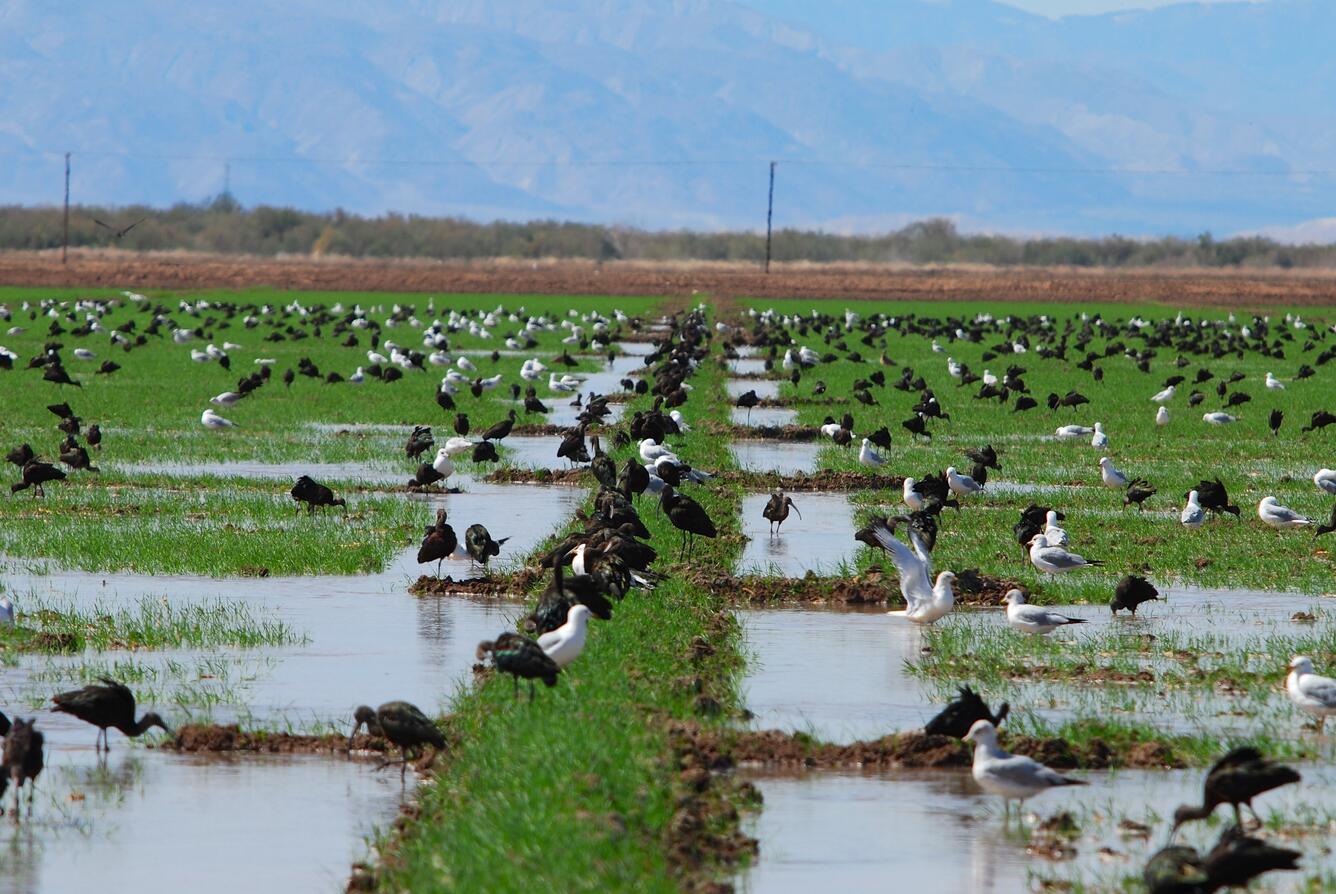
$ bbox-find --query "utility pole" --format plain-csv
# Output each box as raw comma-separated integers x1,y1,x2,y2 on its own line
62,152,70,264
764,161,776,274
223,160,231,197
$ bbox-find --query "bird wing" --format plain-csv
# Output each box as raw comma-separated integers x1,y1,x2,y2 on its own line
1013,604,1075,626
1036,546,1089,568
1300,674,1336,707
986,753,1072,788
864,522,932,609
907,525,933,579
1267,504,1308,523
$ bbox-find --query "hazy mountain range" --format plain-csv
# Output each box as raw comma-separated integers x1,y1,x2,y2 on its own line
1,0,1330,238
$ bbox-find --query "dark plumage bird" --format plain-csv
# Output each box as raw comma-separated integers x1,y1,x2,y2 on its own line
735,389,760,423
1013,395,1038,412
1316,504,1336,538
1124,478,1156,511
434,387,455,412
5,443,34,467
866,426,892,450
11,460,66,497
42,365,80,387
557,426,590,464
52,678,170,752
589,435,617,489
1014,504,1060,557
901,415,931,441
923,686,1009,739
86,424,102,450
1110,574,1159,616
471,440,500,463
1302,410,1336,433
290,475,346,514
59,444,98,472
762,488,801,535
405,425,434,460
661,485,717,558
480,409,517,441
963,444,1000,470
465,523,509,572
1194,478,1240,516
348,701,445,779
1268,409,1283,437
1172,748,1301,834
1145,826,1299,894
620,457,649,498
417,508,458,577
477,632,560,700
97,360,120,375
409,462,445,489
2,717,43,817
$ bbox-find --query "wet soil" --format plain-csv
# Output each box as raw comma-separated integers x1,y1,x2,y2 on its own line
407,568,541,597
695,568,1019,606
719,470,901,491
484,467,590,485
166,724,390,755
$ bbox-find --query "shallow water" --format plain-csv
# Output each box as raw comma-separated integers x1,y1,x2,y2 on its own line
738,492,857,577
729,358,770,376
739,765,1336,894
731,407,798,428
727,379,780,400
111,459,403,485
728,441,821,475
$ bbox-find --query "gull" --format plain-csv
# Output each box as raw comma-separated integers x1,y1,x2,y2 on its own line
858,438,883,468
200,409,237,429
1203,412,1237,425
73,348,95,361
819,421,843,439
349,367,365,384
457,356,477,372
254,358,276,366
1004,590,1087,635
1054,425,1093,439
190,349,210,363
1151,384,1176,403
1286,656,1336,732
669,410,690,433
538,604,591,669
1257,496,1311,529
1028,533,1102,574
1313,468,1336,496
1090,422,1108,448
210,391,242,407
982,369,998,387
964,720,1085,816
549,373,581,393
1181,490,1205,529
476,374,504,391
857,518,954,624
1098,456,1128,488
428,351,450,367
367,350,389,365
431,447,454,482
0,595,13,626
945,466,982,496
902,478,924,511
1156,406,1170,426
639,439,677,465
443,436,475,457
947,357,962,379
1042,510,1069,547
1265,372,1285,390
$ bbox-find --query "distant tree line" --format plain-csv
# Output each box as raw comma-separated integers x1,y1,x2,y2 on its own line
0,197,1331,268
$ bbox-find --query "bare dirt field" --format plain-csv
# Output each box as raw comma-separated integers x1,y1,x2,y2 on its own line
5,249,1336,308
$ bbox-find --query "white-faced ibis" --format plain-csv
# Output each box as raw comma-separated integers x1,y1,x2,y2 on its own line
10,460,65,497
477,632,561,700
86,424,102,449
964,720,1085,818
1125,478,1156,510
1004,590,1086,635
589,436,616,489
348,701,445,778
1110,575,1159,616
735,389,759,423
1193,478,1240,516
1145,825,1299,894
480,409,517,441
1171,748,1300,836
1286,656,1336,731
52,678,170,752
537,604,591,668
1317,504,1336,537
5,443,34,467
404,425,434,460
660,486,716,559
418,508,459,577
762,489,800,536
290,475,346,514
465,523,508,572
2,717,43,817
924,686,1009,739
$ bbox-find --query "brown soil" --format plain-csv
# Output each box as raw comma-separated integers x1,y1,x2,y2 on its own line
695,568,1020,607
669,721,1186,772
164,723,390,756
718,469,902,491
483,467,589,485
8,251,1336,310
407,568,541,598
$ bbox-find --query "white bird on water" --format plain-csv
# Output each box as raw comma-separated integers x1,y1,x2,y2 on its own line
538,604,591,668
1286,656,1336,732
1257,496,1311,529
1003,590,1087,635
1203,412,1237,425
1156,406,1170,427
1098,456,1128,488
201,409,237,429
945,466,982,496
1090,423,1108,448
1028,533,1102,574
858,438,883,468
1181,490,1205,529
0,595,13,626
964,720,1086,815
861,518,954,624
1314,468,1336,496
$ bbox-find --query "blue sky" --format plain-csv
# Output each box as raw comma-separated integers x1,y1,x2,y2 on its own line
1002,0,1264,16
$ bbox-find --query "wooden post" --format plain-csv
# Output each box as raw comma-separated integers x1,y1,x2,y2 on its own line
764,161,776,274
62,152,70,264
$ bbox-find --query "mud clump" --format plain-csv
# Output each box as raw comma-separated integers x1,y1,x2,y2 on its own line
690,569,1019,607
166,723,389,756
409,568,541,598
720,468,904,492
484,467,588,485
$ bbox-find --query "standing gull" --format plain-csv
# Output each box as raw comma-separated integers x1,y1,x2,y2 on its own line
1028,533,1103,574
964,720,1085,817
1257,497,1311,530
1003,590,1087,635
1286,656,1336,732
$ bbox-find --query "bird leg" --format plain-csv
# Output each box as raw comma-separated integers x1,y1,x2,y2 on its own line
529,680,536,703
512,675,520,700
436,558,444,579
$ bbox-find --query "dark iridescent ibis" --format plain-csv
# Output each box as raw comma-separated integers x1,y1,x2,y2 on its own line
453,413,470,436
2,717,42,817
1193,478,1240,517
434,386,455,412
480,409,517,442
762,488,800,535
1316,504,1336,538
417,508,458,577
557,426,590,465
11,460,65,497
1269,409,1283,436
1200,825,1299,890
477,632,561,700
1110,574,1159,617
45,402,75,421
5,443,34,467
619,457,649,498
465,523,509,572
735,388,760,424
409,462,445,489
405,425,434,460
589,435,617,489
348,701,445,778
923,686,1009,739
59,444,98,472
471,440,499,463
1124,478,1156,511
290,475,346,514
1302,410,1336,432
963,444,1000,470
86,424,102,450
1171,748,1300,835
51,678,170,752
660,485,716,559
42,365,80,387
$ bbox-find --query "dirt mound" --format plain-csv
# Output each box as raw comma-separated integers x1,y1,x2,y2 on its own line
691,568,1020,607
484,467,589,485
408,568,540,597
719,469,904,491
166,723,387,755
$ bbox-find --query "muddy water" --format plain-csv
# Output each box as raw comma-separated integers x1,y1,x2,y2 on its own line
731,407,798,428
727,379,780,399
739,765,1336,894
729,442,821,475
738,492,857,577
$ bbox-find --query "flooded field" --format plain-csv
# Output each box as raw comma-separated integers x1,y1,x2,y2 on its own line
729,441,821,475
731,407,798,428
738,492,857,576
